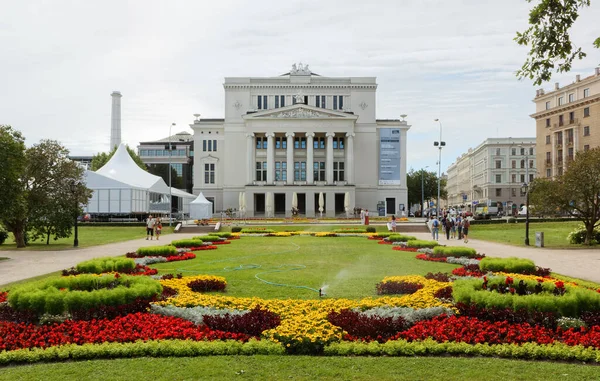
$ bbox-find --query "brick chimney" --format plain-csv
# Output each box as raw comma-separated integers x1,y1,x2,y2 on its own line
576,74,581,82
555,82,560,90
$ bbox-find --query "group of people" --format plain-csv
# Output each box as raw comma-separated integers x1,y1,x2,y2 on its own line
145,215,163,240
429,213,470,243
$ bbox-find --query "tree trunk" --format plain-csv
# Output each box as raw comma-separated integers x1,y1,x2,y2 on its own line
46,229,50,245
585,223,595,245
13,228,26,248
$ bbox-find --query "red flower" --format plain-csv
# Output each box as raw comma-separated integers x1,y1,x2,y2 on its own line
505,276,513,285
555,281,565,289
114,273,120,279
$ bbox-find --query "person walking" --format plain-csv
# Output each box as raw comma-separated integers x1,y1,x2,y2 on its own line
456,215,463,240
364,209,370,226
450,215,456,239
154,217,162,240
360,208,365,225
462,217,470,243
390,215,397,232
431,216,440,241
145,215,155,240
444,216,452,240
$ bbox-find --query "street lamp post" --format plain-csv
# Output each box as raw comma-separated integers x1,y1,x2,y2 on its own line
421,165,429,219
168,122,176,227
521,145,531,246
433,119,445,217
70,181,79,248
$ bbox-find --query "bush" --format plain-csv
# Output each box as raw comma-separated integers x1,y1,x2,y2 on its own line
567,224,600,244
187,278,227,292
479,257,536,274
203,306,280,336
231,226,242,233
170,239,206,248
507,217,517,223
240,228,275,234
366,226,376,233
76,257,136,274
136,245,179,256
376,281,423,295
388,234,417,242
327,309,406,342
406,240,439,249
212,232,232,238
432,246,478,258
0,229,8,245
424,272,451,282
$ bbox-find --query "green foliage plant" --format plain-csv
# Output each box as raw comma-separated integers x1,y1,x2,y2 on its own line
169,239,205,248
8,274,162,315
231,226,242,233
136,246,179,256
406,240,439,249
366,226,376,233
567,223,600,244
432,246,477,258
76,257,136,274
240,228,275,234
388,234,417,242
479,257,536,274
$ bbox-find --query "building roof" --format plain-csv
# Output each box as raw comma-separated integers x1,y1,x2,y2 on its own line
139,131,194,144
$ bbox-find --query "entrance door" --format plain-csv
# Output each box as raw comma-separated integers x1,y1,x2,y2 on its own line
275,193,286,214
335,193,345,214
205,197,215,214
386,198,396,215
254,194,265,214
298,193,306,214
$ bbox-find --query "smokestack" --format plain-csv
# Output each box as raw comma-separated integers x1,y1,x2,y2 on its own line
576,74,581,82
110,91,122,149
555,83,560,90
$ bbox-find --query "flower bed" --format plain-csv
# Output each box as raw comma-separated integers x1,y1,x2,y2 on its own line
392,246,418,252
187,276,227,293
376,281,423,295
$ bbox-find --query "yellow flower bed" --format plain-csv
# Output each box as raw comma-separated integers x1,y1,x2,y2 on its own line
156,275,451,347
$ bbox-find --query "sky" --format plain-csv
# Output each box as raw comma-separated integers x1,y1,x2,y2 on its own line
2,0,600,173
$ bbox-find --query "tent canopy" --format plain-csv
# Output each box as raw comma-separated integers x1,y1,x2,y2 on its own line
190,192,213,219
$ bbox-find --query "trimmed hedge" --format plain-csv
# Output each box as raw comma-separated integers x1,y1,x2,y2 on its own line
8,274,162,315
452,277,600,317
406,240,439,249
479,257,536,274
240,228,275,234
388,234,417,242
191,236,223,242
432,246,478,258
0,339,285,365
76,257,136,274
212,232,232,238
136,246,179,256
170,239,206,248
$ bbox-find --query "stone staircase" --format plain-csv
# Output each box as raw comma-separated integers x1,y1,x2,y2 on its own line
176,224,217,234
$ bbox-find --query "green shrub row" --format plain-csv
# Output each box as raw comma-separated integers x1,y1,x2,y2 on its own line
452,277,600,317
479,257,536,274
8,275,162,315
192,235,222,242
240,228,275,234
212,232,232,238
231,227,242,233
170,239,205,248
0,339,285,366
388,234,417,242
136,245,179,256
76,257,136,274
333,228,367,233
366,226,377,233
323,339,600,363
432,246,478,258
406,240,439,249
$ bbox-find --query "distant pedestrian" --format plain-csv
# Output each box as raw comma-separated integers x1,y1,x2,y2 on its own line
364,209,370,225
463,217,471,243
146,215,155,240
456,216,463,240
431,216,440,240
154,217,162,240
444,216,452,240
450,216,456,239
360,209,365,225
391,215,397,232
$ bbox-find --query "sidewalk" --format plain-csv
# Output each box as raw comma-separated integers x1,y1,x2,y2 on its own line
412,231,600,284
0,233,199,287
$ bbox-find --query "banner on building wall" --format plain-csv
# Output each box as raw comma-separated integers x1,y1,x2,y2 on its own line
379,128,401,185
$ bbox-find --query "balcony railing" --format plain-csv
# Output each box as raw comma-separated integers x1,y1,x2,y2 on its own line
545,160,552,166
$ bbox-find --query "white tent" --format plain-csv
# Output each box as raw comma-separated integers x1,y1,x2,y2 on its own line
190,192,213,219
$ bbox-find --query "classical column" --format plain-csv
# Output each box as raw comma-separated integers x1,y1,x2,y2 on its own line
246,133,255,184
286,132,295,184
266,132,275,184
551,133,557,176
345,132,355,184
574,126,579,155
306,132,315,184
326,132,335,184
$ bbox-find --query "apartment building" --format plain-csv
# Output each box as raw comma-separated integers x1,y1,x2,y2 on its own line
446,138,536,215
531,68,600,177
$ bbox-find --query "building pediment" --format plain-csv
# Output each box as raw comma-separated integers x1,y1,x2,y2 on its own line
243,104,358,120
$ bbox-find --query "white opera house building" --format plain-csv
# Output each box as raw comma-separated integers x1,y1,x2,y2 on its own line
192,64,410,218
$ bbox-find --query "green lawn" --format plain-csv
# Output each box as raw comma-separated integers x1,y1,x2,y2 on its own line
0,226,174,251
153,236,454,300
469,221,586,248
0,356,598,380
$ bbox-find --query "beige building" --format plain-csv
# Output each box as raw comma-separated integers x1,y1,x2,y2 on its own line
531,68,600,178
446,138,536,215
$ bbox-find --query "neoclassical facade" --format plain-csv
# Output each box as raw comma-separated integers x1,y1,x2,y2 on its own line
191,64,410,217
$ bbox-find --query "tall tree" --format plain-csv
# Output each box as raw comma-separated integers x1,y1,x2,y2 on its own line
529,147,600,244
91,145,147,171
515,0,600,85
407,169,446,210
0,126,27,245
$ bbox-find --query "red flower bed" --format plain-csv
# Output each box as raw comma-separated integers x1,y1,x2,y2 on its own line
188,245,218,251
415,253,447,262
0,292,7,304
392,247,418,252
203,306,280,336
165,252,196,262
424,272,451,282
376,281,423,295
452,265,485,278
0,312,251,351
188,278,227,292
395,315,555,345
328,309,406,342
434,286,453,300
227,236,240,240
368,236,385,240
377,240,393,245
560,326,600,348
210,240,231,245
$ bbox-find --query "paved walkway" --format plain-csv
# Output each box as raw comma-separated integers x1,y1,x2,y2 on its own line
1,230,599,287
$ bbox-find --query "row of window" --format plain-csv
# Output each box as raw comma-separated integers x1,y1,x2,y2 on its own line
256,161,345,182
494,160,534,169
139,149,187,157
545,128,584,146
493,147,534,156
256,95,345,110
494,188,527,197
494,173,534,184
545,108,591,127
256,136,345,149
202,140,217,152
545,88,590,110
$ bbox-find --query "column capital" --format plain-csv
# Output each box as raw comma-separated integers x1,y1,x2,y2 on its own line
265,132,275,138
246,133,255,138
345,132,355,138
305,132,315,138
285,132,295,138
326,132,336,138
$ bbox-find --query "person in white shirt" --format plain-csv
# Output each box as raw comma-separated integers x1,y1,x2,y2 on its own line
146,215,155,240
